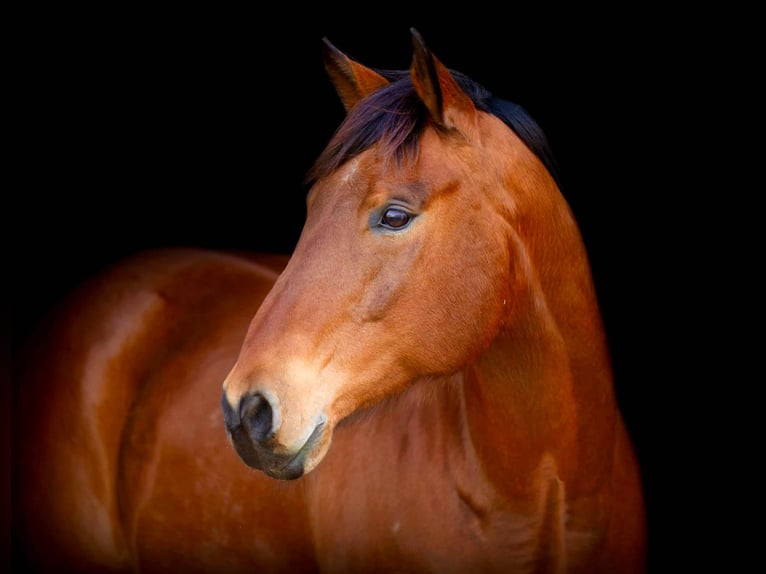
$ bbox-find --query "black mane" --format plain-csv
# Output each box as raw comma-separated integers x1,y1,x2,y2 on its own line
306,68,560,188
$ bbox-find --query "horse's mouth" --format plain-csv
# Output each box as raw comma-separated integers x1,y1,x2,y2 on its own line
264,419,327,480
227,416,328,480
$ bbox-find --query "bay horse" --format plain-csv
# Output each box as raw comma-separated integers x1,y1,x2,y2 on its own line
14,29,646,573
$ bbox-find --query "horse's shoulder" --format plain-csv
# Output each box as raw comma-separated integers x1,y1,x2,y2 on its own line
40,247,283,331
94,246,288,296
13,248,289,571
16,247,285,414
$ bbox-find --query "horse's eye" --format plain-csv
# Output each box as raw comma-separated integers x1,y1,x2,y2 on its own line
380,207,412,230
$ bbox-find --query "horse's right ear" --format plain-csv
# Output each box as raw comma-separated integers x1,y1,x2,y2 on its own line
322,37,389,112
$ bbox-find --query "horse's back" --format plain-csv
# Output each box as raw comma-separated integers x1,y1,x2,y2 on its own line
13,248,313,573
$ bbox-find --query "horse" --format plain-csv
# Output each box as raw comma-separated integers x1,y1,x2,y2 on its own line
13,29,646,573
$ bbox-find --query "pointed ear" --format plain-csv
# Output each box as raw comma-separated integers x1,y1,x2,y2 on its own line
409,28,478,134
322,37,390,112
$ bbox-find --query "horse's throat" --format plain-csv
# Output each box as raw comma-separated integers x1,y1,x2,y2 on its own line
463,297,580,494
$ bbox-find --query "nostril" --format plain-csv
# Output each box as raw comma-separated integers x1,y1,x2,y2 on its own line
221,393,240,428
240,393,274,442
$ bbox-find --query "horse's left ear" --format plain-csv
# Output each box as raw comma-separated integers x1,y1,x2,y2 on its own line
409,28,478,135
322,37,390,112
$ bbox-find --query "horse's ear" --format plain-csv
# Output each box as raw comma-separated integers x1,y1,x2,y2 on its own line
409,28,478,133
322,37,390,112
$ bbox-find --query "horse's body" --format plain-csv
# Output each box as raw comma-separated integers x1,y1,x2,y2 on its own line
14,31,646,573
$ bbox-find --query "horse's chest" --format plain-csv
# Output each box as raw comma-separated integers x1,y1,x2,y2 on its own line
306,436,545,572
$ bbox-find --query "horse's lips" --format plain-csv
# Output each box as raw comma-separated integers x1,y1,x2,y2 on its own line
269,418,327,480
227,416,328,480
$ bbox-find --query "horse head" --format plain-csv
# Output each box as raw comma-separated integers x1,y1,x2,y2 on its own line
222,29,557,479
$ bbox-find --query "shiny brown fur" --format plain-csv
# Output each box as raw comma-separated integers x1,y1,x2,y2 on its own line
14,31,646,573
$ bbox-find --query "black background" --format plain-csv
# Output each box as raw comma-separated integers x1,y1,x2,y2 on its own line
8,5,727,572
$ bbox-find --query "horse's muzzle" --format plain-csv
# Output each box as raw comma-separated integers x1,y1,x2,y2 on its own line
221,391,325,480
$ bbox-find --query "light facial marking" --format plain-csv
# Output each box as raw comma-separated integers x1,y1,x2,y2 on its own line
340,157,360,185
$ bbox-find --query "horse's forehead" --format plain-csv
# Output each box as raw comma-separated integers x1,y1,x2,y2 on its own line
358,132,471,183
338,157,362,185
320,120,507,201
324,149,416,191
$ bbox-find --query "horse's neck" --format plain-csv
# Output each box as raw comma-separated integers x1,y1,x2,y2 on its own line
462,225,619,499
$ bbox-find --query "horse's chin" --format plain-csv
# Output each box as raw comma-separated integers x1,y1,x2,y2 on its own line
298,429,333,476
